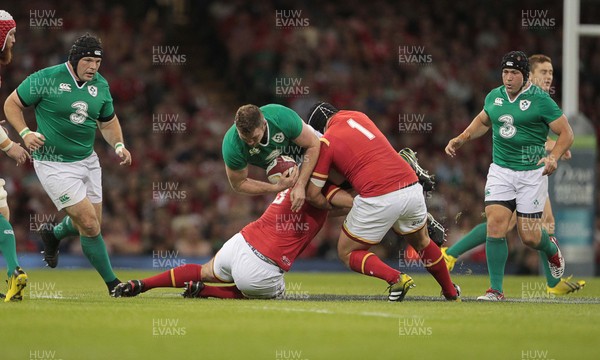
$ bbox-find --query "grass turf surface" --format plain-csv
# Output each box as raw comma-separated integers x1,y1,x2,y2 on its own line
2,270,599,360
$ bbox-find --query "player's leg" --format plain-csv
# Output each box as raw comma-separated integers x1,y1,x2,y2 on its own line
33,160,78,267
0,178,27,302
443,221,487,270
403,226,459,300
477,203,512,300
0,206,27,302
538,198,586,294
64,198,120,292
398,185,458,300
515,169,564,280
112,262,204,297
336,192,410,300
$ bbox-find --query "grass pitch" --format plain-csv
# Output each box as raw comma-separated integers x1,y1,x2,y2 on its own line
2,270,598,360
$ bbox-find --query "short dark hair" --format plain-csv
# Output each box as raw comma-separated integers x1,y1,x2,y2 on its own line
235,104,263,135
528,54,552,72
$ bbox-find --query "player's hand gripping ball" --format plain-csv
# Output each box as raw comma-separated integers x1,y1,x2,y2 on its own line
266,155,297,184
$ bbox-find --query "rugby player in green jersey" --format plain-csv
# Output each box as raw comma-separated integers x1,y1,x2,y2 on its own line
445,51,573,300
4,34,131,294
222,104,320,211
442,54,585,296
0,10,30,302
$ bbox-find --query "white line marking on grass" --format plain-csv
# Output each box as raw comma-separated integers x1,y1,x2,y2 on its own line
246,305,402,319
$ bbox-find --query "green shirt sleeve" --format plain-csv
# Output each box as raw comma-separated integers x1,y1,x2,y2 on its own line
99,85,115,120
538,94,563,124
16,71,44,107
222,125,247,171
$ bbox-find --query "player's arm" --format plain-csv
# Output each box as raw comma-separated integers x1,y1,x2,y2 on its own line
289,122,321,212
97,115,131,165
445,110,491,157
4,90,45,150
537,115,574,175
225,164,297,195
325,185,354,217
545,136,571,160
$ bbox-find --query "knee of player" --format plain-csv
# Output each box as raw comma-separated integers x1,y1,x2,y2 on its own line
76,216,100,235
520,233,539,248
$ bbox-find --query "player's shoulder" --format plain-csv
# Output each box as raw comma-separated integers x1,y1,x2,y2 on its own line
222,124,243,151
31,63,66,78
525,84,551,100
92,72,110,87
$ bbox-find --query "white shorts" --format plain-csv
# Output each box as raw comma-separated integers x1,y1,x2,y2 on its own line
343,183,427,244
33,152,102,210
485,163,547,215
213,233,285,299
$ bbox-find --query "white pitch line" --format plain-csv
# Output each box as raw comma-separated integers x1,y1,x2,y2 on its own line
246,305,401,319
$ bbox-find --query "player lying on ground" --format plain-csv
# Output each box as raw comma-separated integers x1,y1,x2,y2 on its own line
112,183,353,299
305,102,460,301
441,54,584,296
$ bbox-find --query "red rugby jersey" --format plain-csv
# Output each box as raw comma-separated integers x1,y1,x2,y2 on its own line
242,185,339,271
311,110,417,197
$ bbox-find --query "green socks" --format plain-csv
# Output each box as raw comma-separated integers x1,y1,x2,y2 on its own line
0,214,19,277
486,237,508,293
53,216,79,240
80,234,118,283
537,231,560,287
533,229,557,257
447,222,487,258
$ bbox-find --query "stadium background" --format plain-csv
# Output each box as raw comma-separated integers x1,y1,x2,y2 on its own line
1,0,599,275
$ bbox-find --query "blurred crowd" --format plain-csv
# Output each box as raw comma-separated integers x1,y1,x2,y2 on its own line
1,0,599,273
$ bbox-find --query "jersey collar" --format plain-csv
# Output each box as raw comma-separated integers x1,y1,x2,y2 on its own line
504,82,532,103
64,62,88,90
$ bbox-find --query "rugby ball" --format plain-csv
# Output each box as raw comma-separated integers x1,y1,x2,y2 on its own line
266,155,297,184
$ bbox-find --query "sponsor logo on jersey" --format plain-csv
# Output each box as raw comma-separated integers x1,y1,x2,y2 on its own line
271,132,285,143
498,114,516,138
520,99,531,111
249,147,260,156
494,97,503,106
59,83,72,92
282,256,291,267
88,85,98,97
4,229,14,235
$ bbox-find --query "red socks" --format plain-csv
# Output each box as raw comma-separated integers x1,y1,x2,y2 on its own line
419,241,456,297
199,285,245,299
349,250,400,284
142,264,202,291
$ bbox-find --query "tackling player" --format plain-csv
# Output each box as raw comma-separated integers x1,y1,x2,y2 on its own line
445,51,573,301
0,10,30,302
4,34,131,294
305,103,459,302
441,54,585,296
222,104,320,211
112,184,353,299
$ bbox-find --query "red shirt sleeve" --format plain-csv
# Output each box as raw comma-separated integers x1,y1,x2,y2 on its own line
310,137,333,188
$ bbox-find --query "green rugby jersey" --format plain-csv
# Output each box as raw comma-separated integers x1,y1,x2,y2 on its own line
17,63,115,162
483,84,563,171
222,104,304,170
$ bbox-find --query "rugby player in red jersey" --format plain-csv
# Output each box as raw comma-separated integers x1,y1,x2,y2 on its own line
305,102,459,301
112,183,352,299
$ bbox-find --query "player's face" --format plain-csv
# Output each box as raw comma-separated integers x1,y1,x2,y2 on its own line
77,57,102,81
530,62,553,92
502,68,524,96
238,120,267,147
5,28,15,50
